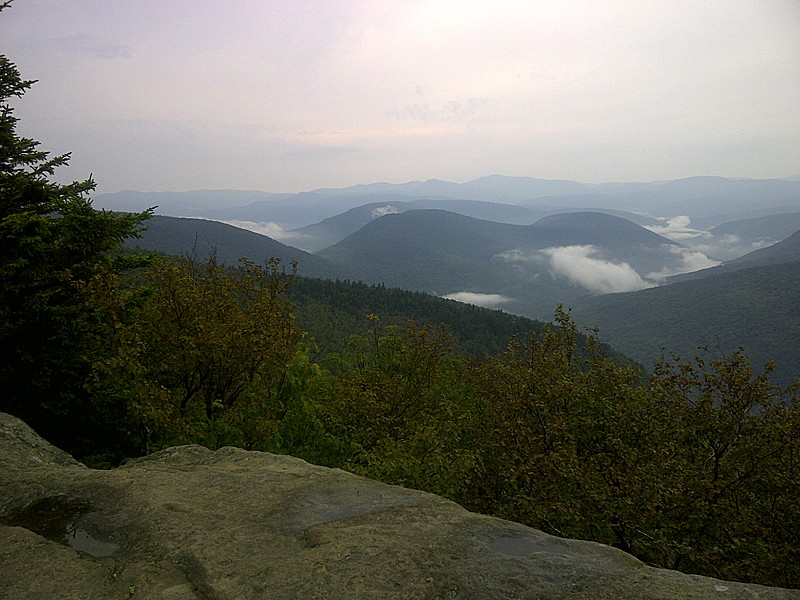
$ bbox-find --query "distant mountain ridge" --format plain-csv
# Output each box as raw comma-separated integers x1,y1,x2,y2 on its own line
126,208,689,322
95,175,800,233
289,201,659,252
96,189,293,215
710,212,800,246
287,199,542,252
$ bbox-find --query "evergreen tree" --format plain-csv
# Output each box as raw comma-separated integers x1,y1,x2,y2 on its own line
0,10,150,457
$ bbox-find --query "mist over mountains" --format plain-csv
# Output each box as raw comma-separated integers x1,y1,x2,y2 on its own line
123,215,347,280
97,175,800,226
315,209,692,317
101,175,800,385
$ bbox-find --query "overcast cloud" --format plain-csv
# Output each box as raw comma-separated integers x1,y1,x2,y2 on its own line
3,1,799,193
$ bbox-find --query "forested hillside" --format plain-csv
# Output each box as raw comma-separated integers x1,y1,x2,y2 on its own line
287,278,538,358
670,227,800,283
710,212,800,247
124,214,348,280
571,260,800,386
317,209,684,319
318,209,514,292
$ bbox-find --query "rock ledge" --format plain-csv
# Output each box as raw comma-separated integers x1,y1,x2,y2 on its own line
1,412,797,599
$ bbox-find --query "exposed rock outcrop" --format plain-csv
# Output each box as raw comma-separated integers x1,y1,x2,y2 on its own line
1,412,797,599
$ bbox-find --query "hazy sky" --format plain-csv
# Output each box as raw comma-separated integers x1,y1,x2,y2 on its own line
3,0,799,193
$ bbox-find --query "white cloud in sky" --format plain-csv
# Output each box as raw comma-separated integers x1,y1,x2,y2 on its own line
540,245,655,294
442,292,512,308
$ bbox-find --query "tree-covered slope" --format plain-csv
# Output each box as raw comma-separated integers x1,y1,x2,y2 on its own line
669,228,800,283
287,277,543,358
710,212,800,246
722,228,800,269
291,198,541,252
125,215,350,279
570,260,800,386
317,209,515,293
528,211,669,245
318,209,684,320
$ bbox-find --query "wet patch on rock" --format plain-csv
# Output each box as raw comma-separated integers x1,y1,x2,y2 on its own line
2,495,119,557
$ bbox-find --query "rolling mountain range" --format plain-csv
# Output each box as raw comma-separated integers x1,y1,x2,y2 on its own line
287,199,540,252
95,175,800,232
287,199,660,253
101,175,800,386
317,210,687,318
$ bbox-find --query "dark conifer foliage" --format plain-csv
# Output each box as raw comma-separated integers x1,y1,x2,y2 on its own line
0,24,151,457
287,277,540,358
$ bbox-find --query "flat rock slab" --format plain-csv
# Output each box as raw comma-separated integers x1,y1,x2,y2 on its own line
1,413,797,599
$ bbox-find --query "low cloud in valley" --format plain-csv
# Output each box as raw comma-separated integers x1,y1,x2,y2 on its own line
442,292,513,309
370,205,400,218
539,245,655,294
645,215,775,261
644,216,701,242
646,246,721,280
223,220,307,244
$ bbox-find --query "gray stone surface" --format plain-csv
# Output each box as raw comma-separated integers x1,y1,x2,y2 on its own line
1,412,797,599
